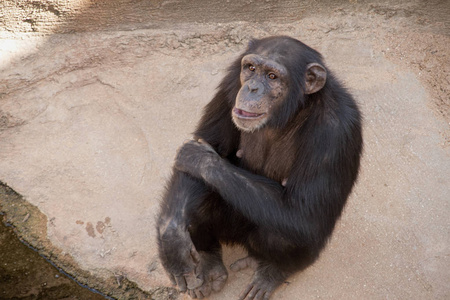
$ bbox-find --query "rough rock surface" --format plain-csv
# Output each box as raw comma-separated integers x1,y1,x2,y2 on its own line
0,1,449,299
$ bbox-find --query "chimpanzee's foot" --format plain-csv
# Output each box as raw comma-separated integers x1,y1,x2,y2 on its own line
187,251,228,299
231,257,286,300
237,274,280,300
230,256,259,272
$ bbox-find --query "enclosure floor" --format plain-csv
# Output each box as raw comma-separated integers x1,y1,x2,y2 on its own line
0,1,448,299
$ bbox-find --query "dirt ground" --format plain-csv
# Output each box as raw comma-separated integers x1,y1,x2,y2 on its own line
0,1,449,299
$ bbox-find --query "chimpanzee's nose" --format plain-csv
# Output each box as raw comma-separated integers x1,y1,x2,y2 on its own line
248,80,264,95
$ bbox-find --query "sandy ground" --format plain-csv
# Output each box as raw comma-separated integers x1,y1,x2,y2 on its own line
0,1,449,299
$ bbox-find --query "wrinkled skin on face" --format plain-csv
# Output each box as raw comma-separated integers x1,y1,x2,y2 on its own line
232,54,289,132
232,53,327,133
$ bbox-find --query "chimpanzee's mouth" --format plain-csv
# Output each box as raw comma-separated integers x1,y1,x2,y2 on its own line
233,108,265,119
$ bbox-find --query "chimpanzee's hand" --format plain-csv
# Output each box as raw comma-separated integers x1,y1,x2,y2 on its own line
174,139,220,179
158,224,204,292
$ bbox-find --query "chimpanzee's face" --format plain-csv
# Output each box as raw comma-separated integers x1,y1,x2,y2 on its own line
232,54,289,132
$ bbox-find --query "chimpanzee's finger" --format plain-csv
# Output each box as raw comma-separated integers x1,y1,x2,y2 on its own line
175,275,187,292
185,273,204,290
168,273,177,286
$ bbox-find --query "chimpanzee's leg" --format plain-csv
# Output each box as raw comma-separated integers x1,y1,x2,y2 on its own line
157,171,228,297
157,171,211,292
184,192,230,299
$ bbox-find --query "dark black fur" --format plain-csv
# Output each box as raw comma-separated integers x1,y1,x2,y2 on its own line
157,36,363,299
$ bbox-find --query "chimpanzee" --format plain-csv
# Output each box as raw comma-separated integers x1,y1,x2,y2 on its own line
156,36,363,300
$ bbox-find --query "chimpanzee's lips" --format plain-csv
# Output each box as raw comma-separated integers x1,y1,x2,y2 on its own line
233,108,265,119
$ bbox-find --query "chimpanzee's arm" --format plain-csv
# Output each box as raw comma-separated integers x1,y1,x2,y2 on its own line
173,140,322,245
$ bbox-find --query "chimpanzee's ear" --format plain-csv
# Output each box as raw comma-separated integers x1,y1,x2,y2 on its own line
305,63,327,94
246,38,258,50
